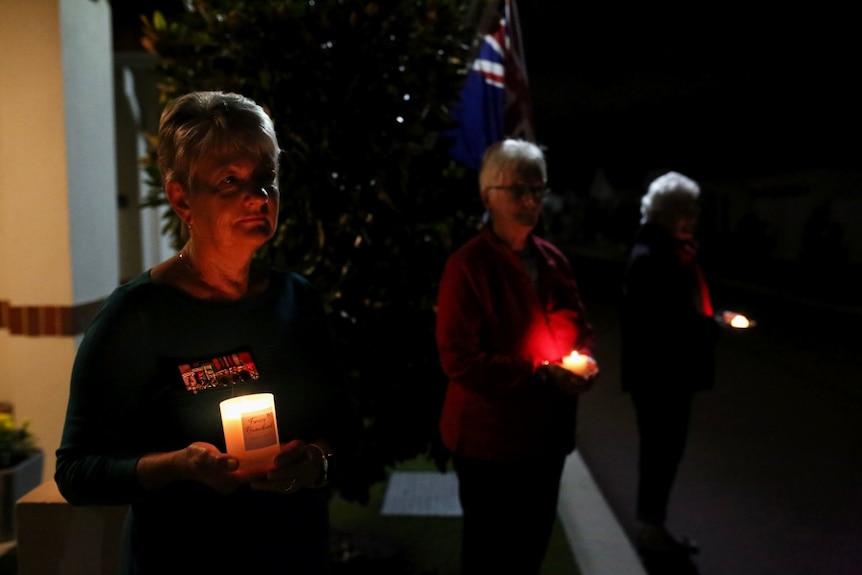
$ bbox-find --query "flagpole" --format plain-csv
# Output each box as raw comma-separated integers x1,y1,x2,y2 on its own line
465,0,502,62
503,0,535,142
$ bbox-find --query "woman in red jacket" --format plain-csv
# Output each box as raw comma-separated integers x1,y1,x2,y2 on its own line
436,139,598,575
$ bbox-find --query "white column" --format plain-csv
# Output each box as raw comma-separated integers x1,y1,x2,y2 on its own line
114,51,173,278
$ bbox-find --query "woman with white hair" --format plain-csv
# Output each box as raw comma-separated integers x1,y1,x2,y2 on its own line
620,171,719,560
436,139,597,575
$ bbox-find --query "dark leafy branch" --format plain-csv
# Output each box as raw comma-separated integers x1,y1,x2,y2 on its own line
139,0,490,503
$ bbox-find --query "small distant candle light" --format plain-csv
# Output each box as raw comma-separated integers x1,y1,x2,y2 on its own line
219,393,280,475
721,310,755,329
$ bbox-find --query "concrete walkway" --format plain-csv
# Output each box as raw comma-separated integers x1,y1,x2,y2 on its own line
382,451,647,575
572,261,862,575
558,452,647,575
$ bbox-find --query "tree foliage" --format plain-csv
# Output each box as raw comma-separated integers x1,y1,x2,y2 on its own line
140,0,490,502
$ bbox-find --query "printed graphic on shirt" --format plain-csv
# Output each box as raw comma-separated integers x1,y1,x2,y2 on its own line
178,349,259,394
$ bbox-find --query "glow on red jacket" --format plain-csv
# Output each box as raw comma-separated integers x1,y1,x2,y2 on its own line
435,225,594,462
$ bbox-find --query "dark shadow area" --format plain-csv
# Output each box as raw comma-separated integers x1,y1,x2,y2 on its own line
571,251,862,575
641,552,701,575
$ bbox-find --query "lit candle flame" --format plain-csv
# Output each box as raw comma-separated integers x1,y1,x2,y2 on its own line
561,350,598,377
721,310,754,329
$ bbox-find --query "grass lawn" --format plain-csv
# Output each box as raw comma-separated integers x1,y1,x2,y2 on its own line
329,457,581,575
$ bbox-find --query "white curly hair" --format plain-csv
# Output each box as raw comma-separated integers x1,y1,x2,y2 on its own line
640,171,700,225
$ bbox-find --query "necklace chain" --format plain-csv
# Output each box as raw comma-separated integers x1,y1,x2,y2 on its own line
177,249,199,277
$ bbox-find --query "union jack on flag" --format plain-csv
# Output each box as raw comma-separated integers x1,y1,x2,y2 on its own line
446,0,534,171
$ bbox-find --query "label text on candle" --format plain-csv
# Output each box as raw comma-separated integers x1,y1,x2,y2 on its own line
242,410,278,451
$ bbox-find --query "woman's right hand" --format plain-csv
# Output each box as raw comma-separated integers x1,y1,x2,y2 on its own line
175,442,250,495
543,363,597,396
137,442,251,495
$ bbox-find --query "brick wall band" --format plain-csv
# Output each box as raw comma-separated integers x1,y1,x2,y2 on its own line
0,300,103,337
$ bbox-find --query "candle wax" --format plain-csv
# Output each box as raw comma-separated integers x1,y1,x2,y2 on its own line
220,393,280,474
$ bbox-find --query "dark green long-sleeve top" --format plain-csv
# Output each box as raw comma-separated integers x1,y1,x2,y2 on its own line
55,270,358,573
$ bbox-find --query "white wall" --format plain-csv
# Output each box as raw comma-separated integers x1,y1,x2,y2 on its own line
0,0,117,482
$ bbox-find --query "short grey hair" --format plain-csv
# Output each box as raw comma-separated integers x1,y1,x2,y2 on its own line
157,91,280,190
479,139,547,191
640,171,700,224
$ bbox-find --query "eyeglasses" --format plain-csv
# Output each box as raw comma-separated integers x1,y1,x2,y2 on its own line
488,185,550,202
487,185,549,202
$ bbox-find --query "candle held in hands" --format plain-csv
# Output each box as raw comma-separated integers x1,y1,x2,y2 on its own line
219,393,280,474
561,350,598,378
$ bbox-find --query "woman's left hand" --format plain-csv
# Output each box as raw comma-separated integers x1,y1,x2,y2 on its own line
249,439,324,495
545,363,598,396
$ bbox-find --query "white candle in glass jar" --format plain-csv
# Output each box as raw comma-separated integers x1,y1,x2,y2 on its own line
219,393,280,474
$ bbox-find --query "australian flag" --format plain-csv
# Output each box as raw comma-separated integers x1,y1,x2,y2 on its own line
446,0,535,171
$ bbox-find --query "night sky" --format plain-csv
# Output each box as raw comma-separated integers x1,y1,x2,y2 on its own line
514,4,862,192
113,2,862,193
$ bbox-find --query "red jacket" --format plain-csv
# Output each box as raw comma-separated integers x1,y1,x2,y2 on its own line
436,226,594,461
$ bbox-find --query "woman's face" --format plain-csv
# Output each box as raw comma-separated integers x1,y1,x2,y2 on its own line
185,152,280,252
481,164,546,232
672,215,697,242
657,198,699,242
